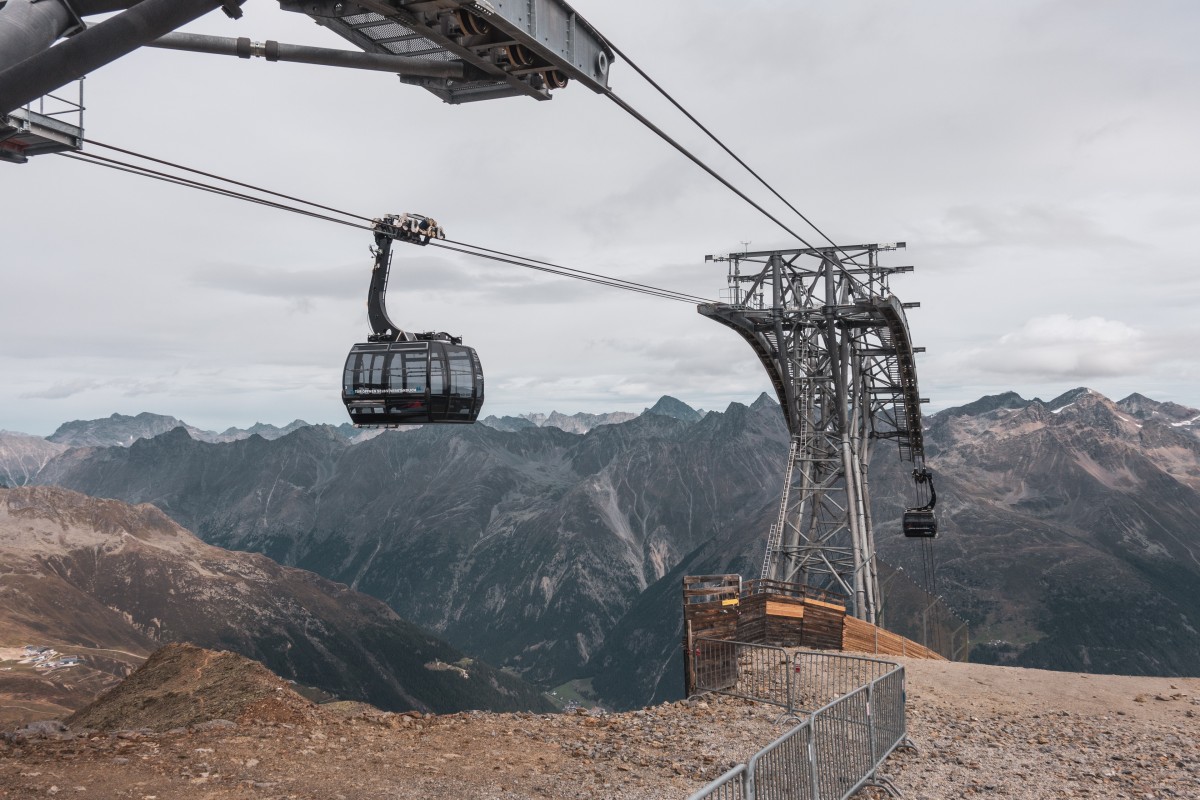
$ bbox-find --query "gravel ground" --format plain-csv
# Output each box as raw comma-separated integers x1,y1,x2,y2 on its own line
874,659,1200,800
1,658,1197,799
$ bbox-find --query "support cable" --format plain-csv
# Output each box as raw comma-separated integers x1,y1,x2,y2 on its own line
431,241,703,304
602,89,822,252
60,151,370,231
440,238,711,304
85,138,374,224
603,39,865,267
56,148,711,304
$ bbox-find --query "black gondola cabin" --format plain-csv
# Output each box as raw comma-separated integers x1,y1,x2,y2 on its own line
902,508,938,538
343,340,484,425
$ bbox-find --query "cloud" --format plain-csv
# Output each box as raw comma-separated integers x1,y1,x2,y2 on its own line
20,380,104,400
962,315,1148,379
191,263,363,300
921,204,1142,251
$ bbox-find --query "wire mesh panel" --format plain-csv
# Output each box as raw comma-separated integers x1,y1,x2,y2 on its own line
748,721,816,800
680,651,906,800
869,666,906,761
791,649,893,712
813,686,874,800
876,559,970,661
692,638,792,708
686,765,748,800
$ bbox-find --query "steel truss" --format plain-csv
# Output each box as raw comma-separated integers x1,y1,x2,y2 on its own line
699,243,928,623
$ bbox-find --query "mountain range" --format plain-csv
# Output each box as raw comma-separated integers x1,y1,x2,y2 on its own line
0,485,551,718
481,396,703,433
5,388,1199,712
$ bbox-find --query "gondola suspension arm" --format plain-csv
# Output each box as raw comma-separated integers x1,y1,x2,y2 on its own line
366,213,445,343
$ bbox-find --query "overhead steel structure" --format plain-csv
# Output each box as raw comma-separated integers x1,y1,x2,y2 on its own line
699,244,932,623
282,0,613,104
0,0,612,162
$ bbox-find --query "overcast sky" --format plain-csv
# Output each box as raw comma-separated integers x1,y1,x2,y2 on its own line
3,0,1198,435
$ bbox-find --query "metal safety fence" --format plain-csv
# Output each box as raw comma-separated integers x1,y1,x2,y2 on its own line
692,637,793,710
686,648,905,800
790,649,895,712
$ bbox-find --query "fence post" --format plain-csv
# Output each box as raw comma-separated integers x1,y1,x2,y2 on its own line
785,648,794,714
808,734,820,800
867,680,877,775
685,621,695,697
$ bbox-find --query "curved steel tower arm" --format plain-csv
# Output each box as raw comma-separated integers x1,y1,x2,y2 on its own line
0,0,80,73
0,0,229,115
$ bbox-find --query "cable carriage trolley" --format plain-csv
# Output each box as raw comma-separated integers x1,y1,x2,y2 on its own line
903,467,938,538
342,214,484,426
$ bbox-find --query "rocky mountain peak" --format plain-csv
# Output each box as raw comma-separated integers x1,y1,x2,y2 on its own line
0,431,68,487
643,396,702,423
1117,393,1200,425
940,391,1032,419
48,412,207,448
1044,386,1101,413
749,392,778,411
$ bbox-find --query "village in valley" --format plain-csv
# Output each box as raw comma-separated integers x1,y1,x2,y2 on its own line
9,646,81,673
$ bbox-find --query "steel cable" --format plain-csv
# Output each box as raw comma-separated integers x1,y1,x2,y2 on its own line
56,148,711,304
602,38,866,267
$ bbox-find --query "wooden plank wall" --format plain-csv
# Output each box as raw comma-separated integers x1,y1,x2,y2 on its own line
737,593,806,646
799,597,845,651
683,574,741,640
842,615,947,660
685,575,944,698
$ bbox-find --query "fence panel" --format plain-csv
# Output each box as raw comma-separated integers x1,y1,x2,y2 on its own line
686,649,906,800
693,637,792,709
747,720,815,800
812,686,874,799
869,666,906,762
875,559,971,661
790,649,892,712
686,764,747,800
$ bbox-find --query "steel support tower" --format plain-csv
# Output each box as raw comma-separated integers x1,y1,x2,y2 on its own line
699,243,928,623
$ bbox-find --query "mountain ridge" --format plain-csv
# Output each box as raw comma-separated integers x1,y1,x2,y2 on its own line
0,485,553,717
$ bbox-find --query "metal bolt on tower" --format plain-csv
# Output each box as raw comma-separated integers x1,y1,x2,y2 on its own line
699,243,929,623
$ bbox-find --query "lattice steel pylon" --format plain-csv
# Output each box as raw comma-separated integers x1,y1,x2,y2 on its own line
699,243,929,623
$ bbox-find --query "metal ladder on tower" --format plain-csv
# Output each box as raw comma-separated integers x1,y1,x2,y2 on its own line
760,435,799,579
760,346,808,580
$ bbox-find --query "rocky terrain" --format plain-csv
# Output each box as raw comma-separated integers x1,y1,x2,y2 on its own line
0,486,551,723
482,396,704,434
0,432,66,488
1,645,1195,800
909,388,1200,675
482,408,640,434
